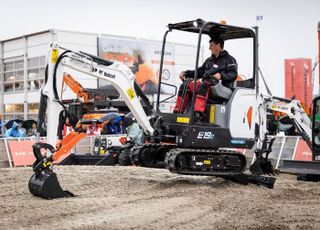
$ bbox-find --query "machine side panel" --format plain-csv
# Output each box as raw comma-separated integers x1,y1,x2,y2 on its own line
228,88,256,139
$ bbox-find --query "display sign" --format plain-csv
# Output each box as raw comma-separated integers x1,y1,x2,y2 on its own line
98,37,176,95
284,58,312,115
8,140,37,166
8,139,68,166
293,139,312,161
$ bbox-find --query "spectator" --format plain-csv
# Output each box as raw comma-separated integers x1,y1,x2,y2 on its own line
4,121,26,138
58,111,78,139
104,119,117,134
127,120,144,144
86,120,101,136
62,116,74,137
27,122,37,137
18,121,27,136
114,116,126,134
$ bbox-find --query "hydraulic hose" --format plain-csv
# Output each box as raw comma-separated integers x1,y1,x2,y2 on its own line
53,50,72,100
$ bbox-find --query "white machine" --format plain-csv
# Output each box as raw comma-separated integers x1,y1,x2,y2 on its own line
28,19,320,199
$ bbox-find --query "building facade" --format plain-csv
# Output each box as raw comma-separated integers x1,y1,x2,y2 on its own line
0,29,201,134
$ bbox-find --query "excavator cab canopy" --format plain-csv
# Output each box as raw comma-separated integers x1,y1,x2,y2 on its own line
156,19,257,114
167,19,255,40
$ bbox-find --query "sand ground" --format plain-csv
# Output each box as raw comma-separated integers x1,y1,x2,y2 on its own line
0,165,320,230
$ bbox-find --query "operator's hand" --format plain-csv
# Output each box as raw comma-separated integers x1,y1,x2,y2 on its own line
179,72,186,81
213,73,221,81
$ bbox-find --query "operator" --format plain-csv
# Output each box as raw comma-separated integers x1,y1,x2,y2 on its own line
173,36,238,121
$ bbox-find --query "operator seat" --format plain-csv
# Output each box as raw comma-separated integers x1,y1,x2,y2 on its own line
208,81,233,104
208,77,254,103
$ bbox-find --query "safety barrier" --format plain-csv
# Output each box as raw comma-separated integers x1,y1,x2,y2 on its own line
0,138,10,168
0,134,126,168
250,135,312,169
0,135,313,168
0,137,47,167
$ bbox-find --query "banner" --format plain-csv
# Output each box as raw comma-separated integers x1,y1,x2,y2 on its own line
8,140,37,166
8,139,68,166
293,139,312,161
98,37,176,95
284,58,312,115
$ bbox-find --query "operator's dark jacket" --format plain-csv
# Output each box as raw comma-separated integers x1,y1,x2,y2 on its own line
184,50,238,89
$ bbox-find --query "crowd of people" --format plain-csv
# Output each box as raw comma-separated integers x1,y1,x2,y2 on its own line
58,114,127,140
3,120,38,138
1,113,128,139
103,116,126,135
87,115,126,136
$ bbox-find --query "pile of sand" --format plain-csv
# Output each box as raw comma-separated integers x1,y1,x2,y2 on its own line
0,165,320,229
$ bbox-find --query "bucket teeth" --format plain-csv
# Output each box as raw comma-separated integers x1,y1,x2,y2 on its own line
250,159,274,175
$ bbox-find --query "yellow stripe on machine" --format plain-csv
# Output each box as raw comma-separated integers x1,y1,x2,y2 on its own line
127,87,136,100
176,117,190,123
42,161,52,168
203,160,211,165
51,49,59,63
210,105,215,124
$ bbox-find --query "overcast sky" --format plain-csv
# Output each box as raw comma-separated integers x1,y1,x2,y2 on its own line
0,0,319,97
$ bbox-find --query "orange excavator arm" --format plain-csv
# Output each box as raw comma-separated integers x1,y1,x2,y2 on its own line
62,73,91,103
53,131,87,161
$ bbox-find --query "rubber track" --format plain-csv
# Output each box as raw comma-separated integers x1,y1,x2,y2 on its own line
130,143,175,167
165,148,246,176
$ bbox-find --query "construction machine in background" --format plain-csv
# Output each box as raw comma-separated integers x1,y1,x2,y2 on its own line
279,96,320,181
28,19,320,199
62,73,92,103
278,22,320,180
262,95,320,177
54,72,127,166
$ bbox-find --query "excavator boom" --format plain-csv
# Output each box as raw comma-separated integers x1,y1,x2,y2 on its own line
29,43,156,199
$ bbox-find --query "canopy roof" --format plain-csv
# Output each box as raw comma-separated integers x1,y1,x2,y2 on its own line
168,19,255,40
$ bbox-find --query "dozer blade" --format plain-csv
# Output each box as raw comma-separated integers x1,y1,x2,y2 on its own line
222,173,276,189
29,171,74,199
281,160,320,182
250,158,274,175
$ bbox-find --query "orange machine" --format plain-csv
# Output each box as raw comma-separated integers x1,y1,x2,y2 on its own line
53,73,93,158
62,73,92,103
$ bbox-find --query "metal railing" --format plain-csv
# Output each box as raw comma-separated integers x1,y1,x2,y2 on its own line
0,134,126,168
0,135,308,169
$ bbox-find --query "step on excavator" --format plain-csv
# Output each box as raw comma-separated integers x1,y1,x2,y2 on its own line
28,19,320,199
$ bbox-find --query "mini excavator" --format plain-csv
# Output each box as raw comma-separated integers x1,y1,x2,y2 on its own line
28,19,320,199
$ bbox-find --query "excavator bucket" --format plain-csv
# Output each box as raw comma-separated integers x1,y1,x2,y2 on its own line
250,137,275,175
250,158,274,175
29,171,74,199
28,142,74,199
